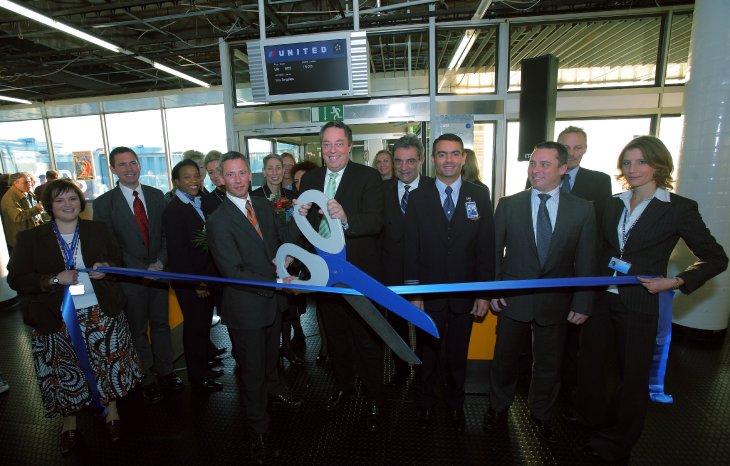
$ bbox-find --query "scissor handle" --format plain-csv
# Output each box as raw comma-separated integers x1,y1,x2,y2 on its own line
275,243,329,287
293,189,345,254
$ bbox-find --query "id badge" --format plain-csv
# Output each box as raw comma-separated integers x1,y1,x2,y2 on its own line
465,201,479,220
608,257,631,274
69,284,85,296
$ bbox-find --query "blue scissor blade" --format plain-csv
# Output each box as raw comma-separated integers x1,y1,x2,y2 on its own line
332,261,439,338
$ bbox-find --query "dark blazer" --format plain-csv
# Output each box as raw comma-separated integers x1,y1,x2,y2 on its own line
380,176,434,286
600,193,728,315
206,196,290,330
7,220,127,334
528,166,612,220
93,184,167,268
298,162,384,279
494,189,597,325
162,197,218,289
202,188,226,218
403,180,496,313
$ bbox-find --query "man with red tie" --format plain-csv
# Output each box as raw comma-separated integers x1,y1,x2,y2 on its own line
94,146,182,405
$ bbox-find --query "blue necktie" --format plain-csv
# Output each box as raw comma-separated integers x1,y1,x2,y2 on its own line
561,173,571,193
536,193,552,267
400,185,411,215
443,186,455,222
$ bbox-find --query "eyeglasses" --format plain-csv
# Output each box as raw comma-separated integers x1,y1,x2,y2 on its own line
322,141,347,151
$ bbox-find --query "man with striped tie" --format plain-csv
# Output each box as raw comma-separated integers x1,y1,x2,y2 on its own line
297,121,386,431
206,151,302,464
379,134,433,390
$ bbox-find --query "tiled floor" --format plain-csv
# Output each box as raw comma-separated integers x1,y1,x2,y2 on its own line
1,299,728,465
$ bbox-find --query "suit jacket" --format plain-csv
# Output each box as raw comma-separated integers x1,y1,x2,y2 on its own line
93,184,167,268
403,180,496,314
600,193,728,315
7,220,126,334
527,166,612,220
380,176,434,286
162,197,218,289
494,189,597,325
206,196,290,330
298,162,384,279
1,185,42,247
202,188,226,218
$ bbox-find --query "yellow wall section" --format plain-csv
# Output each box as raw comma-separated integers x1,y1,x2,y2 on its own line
467,312,498,360
168,288,184,328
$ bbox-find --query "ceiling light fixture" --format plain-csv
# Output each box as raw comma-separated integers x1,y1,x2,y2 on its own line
0,0,210,89
0,95,33,104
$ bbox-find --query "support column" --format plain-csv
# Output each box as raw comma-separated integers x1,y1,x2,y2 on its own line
670,0,730,333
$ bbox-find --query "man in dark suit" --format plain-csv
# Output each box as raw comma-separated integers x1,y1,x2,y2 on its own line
403,133,495,432
93,146,183,405
297,121,386,431
207,152,301,464
380,134,432,389
484,142,596,444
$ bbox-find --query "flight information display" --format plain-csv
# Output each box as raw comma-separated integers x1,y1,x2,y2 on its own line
264,39,350,96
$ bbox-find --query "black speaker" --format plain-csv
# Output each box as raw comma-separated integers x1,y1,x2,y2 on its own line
518,54,559,161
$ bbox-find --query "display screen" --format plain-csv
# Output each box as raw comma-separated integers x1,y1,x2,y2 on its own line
264,39,350,96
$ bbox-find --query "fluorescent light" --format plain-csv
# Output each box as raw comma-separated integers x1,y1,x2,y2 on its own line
0,0,122,53
152,62,211,88
0,95,33,104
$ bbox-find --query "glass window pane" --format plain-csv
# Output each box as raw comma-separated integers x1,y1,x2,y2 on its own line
665,13,692,85
437,27,498,95
0,120,50,184
166,105,227,191
473,123,495,191
105,110,169,192
246,138,273,189
47,115,111,201
509,16,662,90
504,118,652,196
369,31,429,97
232,42,255,106
658,115,683,189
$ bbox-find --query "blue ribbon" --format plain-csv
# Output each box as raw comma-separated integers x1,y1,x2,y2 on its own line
60,286,108,416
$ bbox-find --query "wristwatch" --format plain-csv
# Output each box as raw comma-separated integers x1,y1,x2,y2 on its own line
51,275,60,286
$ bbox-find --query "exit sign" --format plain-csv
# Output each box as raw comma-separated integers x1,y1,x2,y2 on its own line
312,105,345,122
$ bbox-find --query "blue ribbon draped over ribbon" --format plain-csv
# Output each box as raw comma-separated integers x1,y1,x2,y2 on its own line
82,266,675,403
60,287,108,416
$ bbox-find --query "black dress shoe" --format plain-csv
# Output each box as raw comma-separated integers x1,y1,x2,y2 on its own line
316,354,331,367
208,357,224,368
269,392,304,409
483,408,507,431
582,443,602,458
324,390,350,411
158,373,184,392
192,379,223,392
417,408,433,430
105,420,122,442
280,347,303,366
60,429,78,454
532,416,558,444
451,409,466,432
214,346,227,357
207,367,224,378
251,431,280,465
561,405,578,423
366,402,383,431
141,383,163,405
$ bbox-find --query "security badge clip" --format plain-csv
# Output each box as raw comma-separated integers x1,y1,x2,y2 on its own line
608,256,632,274
465,199,479,220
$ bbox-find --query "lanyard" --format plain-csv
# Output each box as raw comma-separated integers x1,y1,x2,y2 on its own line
620,198,651,257
52,221,80,270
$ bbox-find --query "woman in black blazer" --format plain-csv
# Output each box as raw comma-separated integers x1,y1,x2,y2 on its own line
8,179,143,453
582,136,728,462
163,160,222,392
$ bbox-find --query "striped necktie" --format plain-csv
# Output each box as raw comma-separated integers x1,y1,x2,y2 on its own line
318,173,338,238
246,200,263,238
400,184,411,215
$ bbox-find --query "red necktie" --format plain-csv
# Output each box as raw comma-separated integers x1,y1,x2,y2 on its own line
133,190,150,253
246,200,263,239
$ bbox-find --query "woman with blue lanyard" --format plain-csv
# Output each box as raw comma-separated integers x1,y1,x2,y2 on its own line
8,178,143,454
163,159,222,392
580,136,728,462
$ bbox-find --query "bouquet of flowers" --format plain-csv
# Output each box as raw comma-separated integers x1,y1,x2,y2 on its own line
192,226,208,252
269,193,294,223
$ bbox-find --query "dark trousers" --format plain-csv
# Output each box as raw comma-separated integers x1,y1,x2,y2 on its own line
175,287,213,385
120,280,172,384
318,294,385,404
415,308,473,411
229,311,283,434
387,310,412,378
490,314,566,420
588,292,658,462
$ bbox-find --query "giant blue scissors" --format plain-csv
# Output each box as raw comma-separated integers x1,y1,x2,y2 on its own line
275,190,439,365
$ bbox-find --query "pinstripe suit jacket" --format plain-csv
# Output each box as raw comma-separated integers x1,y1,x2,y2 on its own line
600,193,728,315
